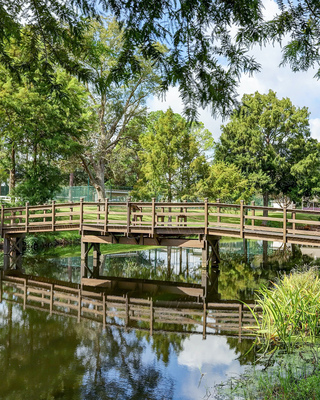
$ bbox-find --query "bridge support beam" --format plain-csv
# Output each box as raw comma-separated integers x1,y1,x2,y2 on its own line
201,235,220,299
3,234,25,271
81,239,101,278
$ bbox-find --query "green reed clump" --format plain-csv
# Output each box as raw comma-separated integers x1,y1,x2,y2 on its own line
254,268,320,347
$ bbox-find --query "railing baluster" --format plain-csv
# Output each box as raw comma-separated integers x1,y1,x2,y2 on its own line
0,205,4,237
240,200,244,238
104,198,109,234
283,206,287,243
204,198,208,235
52,200,55,231
217,199,221,224
80,198,84,229
127,196,131,235
25,202,29,233
151,198,155,236
292,203,296,234
251,200,255,228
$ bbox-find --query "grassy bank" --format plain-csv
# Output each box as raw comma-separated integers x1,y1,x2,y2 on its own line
217,268,320,400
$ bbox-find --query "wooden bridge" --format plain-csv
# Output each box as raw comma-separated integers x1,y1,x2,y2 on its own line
1,198,320,272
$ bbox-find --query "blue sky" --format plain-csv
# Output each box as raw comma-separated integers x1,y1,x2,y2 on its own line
147,0,320,142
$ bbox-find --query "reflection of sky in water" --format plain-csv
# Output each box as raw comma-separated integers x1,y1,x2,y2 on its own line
4,240,319,399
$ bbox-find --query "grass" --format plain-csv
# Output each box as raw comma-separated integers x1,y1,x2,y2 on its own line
215,268,320,400
33,243,161,258
216,347,320,400
250,268,320,349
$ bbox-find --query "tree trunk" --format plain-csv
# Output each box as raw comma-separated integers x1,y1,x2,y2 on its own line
263,192,269,226
93,161,106,201
69,172,74,202
9,146,15,195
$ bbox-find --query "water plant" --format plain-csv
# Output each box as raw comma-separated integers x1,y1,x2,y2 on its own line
251,267,320,349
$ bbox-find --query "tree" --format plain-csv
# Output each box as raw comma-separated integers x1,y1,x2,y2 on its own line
78,18,162,200
0,63,94,204
195,161,254,203
132,108,210,201
215,90,320,206
238,0,320,78
0,0,263,119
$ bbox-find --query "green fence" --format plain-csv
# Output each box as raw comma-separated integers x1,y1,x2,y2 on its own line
0,184,9,196
55,186,132,202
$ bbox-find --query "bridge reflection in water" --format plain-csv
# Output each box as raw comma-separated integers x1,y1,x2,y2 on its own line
0,271,259,341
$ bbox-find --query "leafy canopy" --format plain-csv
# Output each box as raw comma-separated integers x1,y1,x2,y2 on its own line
215,90,320,203
132,108,210,201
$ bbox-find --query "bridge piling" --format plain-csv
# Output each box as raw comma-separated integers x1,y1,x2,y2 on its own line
3,234,25,271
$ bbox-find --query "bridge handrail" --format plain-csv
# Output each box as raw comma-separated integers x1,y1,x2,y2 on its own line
1,199,320,244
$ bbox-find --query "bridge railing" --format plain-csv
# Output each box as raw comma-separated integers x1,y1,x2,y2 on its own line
1,199,320,242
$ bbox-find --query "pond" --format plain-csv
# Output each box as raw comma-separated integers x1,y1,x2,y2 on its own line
0,239,319,400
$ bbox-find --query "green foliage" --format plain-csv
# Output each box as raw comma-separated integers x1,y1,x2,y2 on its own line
195,161,254,203
79,18,162,200
215,90,320,204
132,108,210,201
238,0,320,79
13,162,62,205
252,268,320,348
218,347,320,400
0,0,263,119
0,56,94,203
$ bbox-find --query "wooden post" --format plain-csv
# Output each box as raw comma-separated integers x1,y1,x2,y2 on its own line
97,199,101,223
69,202,73,222
202,300,207,340
125,294,130,326
79,198,84,229
104,198,109,234
0,270,3,303
204,198,208,235
127,196,131,235
292,203,296,234
239,303,243,342
52,200,55,232
217,199,221,224
23,278,27,310
78,288,82,323
251,200,255,228
183,200,187,226
283,206,287,243
0,204,4,237
25,202,29,233
102,292,106,329
50,284,54,314
240,200,244,238
3,237,10,271
150,298,154,336
151,198,155,237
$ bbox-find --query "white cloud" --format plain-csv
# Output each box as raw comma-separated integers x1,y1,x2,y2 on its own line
310,119,320,141
177,335,238,369
147,0,320,142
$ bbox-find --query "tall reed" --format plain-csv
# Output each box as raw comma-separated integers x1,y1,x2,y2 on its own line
252,268,320,348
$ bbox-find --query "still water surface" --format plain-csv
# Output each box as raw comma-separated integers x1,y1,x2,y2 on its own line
1,240,319,400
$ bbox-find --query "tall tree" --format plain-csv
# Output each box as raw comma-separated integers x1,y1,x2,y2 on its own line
78,19,162,200
0,64,94,204
132,109,210,201
215,90,320,206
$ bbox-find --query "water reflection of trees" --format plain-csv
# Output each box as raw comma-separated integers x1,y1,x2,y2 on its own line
75,324,174,400
218,242,318,300
0,302,174,400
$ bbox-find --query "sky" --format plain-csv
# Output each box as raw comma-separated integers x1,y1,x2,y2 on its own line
147,0,320,142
